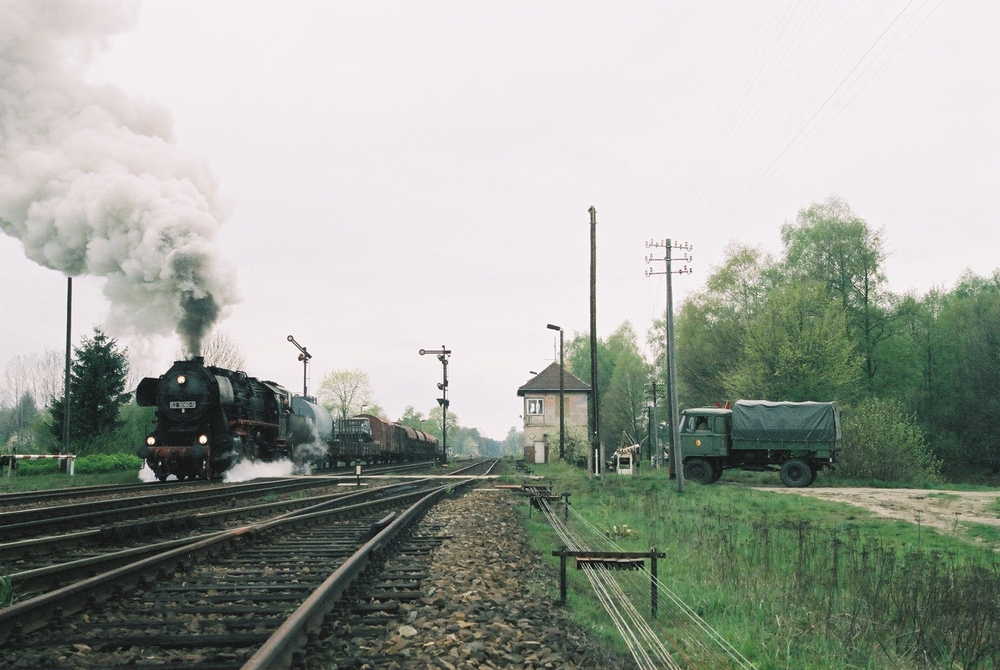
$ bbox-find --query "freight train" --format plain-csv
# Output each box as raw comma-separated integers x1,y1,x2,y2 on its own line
136,358,439,481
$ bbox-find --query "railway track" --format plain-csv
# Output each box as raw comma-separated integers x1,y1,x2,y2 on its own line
0,460,440,541
0,462,472,596
0,459,498,669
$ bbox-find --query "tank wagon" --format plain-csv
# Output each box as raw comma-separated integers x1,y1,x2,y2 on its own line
137,358,440,481
679,400,841,487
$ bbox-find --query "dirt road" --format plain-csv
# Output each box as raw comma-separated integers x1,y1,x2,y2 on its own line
758,486,1000,536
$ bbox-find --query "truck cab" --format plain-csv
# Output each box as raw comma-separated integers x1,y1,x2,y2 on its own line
680,408,732,458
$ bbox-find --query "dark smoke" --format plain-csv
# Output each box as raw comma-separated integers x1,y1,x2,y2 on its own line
178,294,220,359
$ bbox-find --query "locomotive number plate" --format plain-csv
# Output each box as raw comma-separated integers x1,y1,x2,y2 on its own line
169,401,196,409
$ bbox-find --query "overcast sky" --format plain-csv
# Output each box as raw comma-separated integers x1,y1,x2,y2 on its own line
2,1,997,441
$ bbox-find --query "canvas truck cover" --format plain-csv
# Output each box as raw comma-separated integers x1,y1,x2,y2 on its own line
731,400,841,444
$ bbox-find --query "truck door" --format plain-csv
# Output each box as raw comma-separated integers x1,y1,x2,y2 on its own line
686,414,724,457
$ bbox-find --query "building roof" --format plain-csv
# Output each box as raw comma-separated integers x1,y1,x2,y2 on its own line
517,363,592,396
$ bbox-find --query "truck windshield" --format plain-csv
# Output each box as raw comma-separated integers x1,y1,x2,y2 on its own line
680,416,702,432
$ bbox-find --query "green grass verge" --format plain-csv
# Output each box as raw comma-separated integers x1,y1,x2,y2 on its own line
513,461,1000,670
0,469,142,493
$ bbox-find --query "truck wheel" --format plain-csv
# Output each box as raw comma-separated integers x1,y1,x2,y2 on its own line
780,459,812,487
684,458,715,485
711,462,724,483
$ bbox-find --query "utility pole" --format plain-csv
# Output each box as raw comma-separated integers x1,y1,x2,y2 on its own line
63,277,72,455
646,239,692,492
588,206,602,478
286,336,312,397
420,346,451,464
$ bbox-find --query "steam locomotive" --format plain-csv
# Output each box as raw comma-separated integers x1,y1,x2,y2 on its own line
136,358,440,481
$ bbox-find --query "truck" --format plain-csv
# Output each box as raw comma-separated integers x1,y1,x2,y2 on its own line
678,400,841,487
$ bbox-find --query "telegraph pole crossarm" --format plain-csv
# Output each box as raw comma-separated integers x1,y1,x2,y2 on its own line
645,239,693,493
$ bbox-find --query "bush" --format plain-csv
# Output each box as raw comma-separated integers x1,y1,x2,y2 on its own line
75,453,143,474
6,453,142,476
837,397,941,485
13,458,60,476
561,426,591,468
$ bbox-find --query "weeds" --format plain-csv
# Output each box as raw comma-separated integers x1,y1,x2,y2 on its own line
526,462,1000,669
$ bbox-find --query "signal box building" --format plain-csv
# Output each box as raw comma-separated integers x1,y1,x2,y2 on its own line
517,363,591,464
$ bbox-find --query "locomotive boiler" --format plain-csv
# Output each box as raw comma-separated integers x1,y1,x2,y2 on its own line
136,358,318,481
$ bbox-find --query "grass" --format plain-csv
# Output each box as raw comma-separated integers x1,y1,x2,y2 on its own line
0,470,141,494
517,461,1000,670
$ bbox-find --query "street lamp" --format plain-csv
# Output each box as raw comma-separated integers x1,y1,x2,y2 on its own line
419,346,451,464
546,324,565,460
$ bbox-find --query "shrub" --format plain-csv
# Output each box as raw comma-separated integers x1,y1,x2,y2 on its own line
13,458,60,476
75,453,143,474
837,397,941,484
561,426,591,469
7,453,142,476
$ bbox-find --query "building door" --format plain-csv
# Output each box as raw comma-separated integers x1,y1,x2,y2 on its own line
534,441,546,464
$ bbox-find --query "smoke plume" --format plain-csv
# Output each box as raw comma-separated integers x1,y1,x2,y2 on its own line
0,0,238,357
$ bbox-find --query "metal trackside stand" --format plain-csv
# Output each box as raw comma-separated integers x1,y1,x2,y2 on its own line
552,547,666,618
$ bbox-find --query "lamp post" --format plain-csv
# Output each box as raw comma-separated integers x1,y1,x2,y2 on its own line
546,324,565,460
419,346,451,464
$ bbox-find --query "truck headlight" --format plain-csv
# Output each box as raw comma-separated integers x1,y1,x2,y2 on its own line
198,434,209,445
146,436,156,446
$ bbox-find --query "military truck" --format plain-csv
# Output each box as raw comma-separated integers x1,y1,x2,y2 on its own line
678,400,841,487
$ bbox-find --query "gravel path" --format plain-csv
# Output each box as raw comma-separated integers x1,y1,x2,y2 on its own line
313,486,631,670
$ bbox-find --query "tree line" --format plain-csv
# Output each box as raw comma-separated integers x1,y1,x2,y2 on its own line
0,329,515,461
564,195,994,483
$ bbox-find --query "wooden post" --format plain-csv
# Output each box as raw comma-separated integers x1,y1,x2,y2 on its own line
558,547,567,604
651,546,659,619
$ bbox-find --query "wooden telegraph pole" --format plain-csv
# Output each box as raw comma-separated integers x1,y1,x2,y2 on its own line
645,239,692,492
588,206,602,477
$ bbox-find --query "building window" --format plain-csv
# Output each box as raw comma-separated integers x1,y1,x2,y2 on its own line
526,398,544,416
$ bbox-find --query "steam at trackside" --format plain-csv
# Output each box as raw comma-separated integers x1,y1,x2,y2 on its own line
0,1,238,357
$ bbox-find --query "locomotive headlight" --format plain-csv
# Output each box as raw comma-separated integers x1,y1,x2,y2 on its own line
177,374,187,385
198,434,209,445
146,436,156,446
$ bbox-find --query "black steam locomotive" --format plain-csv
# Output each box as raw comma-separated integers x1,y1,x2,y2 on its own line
137,358,440,481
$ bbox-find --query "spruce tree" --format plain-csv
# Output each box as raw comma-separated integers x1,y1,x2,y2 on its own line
50,328,130,453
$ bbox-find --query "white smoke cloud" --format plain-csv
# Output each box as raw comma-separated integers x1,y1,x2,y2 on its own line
0,0,238,356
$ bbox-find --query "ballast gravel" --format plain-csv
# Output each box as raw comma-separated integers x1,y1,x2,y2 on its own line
313,487,630,670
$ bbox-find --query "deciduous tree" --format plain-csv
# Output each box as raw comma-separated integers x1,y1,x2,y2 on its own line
667,243,777,407
781,196,890,392
726,282,861,402
316,369,376,422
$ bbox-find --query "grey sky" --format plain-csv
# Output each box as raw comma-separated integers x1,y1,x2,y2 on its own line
1,1,997,440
